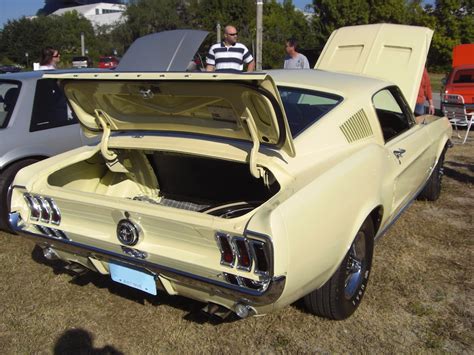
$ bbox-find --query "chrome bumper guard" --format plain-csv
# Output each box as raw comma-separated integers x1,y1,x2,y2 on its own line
9,212,285,307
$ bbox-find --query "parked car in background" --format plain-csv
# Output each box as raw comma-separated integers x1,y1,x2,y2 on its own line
442,44,474,110
0,64,22,74
0,70,97,231
98,56,119,69
71,56,92,69
9,25,452,321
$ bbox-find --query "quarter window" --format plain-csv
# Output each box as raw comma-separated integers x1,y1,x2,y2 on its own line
372,87,414,142
278,87,342,137
0,81,21,129
30,79,77,132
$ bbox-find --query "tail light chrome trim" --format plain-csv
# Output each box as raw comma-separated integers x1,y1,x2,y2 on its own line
38,197,52,223
23,193,61,226
45,197,61,225
216,233,235,267
35,224,69,240
23,194,41,221
223,272,268,292
216,231,272,277
233,237,252,271
249,240,270,276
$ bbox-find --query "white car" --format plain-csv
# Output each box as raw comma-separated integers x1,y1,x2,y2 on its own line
9,25,452,320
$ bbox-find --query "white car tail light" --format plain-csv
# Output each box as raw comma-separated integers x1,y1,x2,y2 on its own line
216,233,271,276
24,193,61,226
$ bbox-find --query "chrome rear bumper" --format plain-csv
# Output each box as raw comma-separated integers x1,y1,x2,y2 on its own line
9,212,285,307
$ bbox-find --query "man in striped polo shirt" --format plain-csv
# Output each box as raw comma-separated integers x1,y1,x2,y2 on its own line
206,25,255,73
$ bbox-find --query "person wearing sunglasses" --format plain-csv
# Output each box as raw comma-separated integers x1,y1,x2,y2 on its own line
38,47,60,70
206,25,255,73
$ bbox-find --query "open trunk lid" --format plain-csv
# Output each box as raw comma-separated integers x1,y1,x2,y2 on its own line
315,23,433,111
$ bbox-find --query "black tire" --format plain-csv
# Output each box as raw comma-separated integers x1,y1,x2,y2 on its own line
417,150,446,201
304,218,374,320
0,159,39,232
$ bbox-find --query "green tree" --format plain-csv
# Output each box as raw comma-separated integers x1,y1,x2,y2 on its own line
311,0,370,48
0,17,50,65
430,0,474,70
125,0,187,40
368,0,408,23
261,0,315,68
0,13,96,67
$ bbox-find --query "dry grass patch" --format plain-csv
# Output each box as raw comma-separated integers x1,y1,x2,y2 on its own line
0,134,473,353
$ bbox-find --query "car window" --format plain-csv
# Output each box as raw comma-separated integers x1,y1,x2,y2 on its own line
30,79,77,132
372,87,414,142
452,69,474,84
0,81,21,129
278,87,342,137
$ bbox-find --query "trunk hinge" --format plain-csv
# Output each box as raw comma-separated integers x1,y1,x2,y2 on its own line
94,109,129,173
242,112,268,184
94,109,118,162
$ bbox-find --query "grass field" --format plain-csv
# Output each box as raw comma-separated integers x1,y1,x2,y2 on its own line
0,134,472,354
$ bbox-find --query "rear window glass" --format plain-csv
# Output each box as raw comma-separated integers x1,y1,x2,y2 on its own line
30,79,77,132
452,69,474,84
278,86,342,137
0,81,21,129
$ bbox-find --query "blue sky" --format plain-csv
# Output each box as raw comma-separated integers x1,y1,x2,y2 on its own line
0,0,434,29
0,0,308,28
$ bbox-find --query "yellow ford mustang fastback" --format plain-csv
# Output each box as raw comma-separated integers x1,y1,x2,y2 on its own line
9,24,452,320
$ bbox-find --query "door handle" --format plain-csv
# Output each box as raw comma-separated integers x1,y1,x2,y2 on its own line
393,148,406,163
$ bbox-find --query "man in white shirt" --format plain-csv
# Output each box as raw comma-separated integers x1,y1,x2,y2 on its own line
284,38,310,69
206,25,255,73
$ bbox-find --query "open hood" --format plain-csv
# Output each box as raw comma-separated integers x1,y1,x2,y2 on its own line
54,72,295,163
117,30,209,72
315,24,433,110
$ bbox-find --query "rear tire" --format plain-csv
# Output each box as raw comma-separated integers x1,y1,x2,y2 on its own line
304,218,374,320
417,150,446,201
0,159,39,232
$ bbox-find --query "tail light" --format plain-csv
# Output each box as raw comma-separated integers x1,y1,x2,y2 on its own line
38,197,52,223
234,237,252,271
216,233,234,266
45,197,61,225
24,193,61,226
216,233,271,276
24,194,41,221
249,240,270,275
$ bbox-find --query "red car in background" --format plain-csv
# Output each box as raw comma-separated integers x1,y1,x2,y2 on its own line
98,56,119,69
442,44,474,109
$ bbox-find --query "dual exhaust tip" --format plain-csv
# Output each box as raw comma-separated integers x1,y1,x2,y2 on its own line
202,302,254,319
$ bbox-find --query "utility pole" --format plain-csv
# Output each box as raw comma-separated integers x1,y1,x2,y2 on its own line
81,32,85,56
217,22,221,43
256,0,263,71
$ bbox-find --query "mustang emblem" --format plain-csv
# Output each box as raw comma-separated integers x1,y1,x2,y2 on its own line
117,219,140,246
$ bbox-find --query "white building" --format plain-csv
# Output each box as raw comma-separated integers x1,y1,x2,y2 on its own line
51,2,126,29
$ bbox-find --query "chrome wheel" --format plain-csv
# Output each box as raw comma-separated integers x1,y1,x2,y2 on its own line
344,231,367,300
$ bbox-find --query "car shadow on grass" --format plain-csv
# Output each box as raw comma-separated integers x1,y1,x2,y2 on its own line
30,245,239,325
54,328,123,355
444,161,474,184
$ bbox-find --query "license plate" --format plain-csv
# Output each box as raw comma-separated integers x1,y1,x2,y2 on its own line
109,262,157,295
